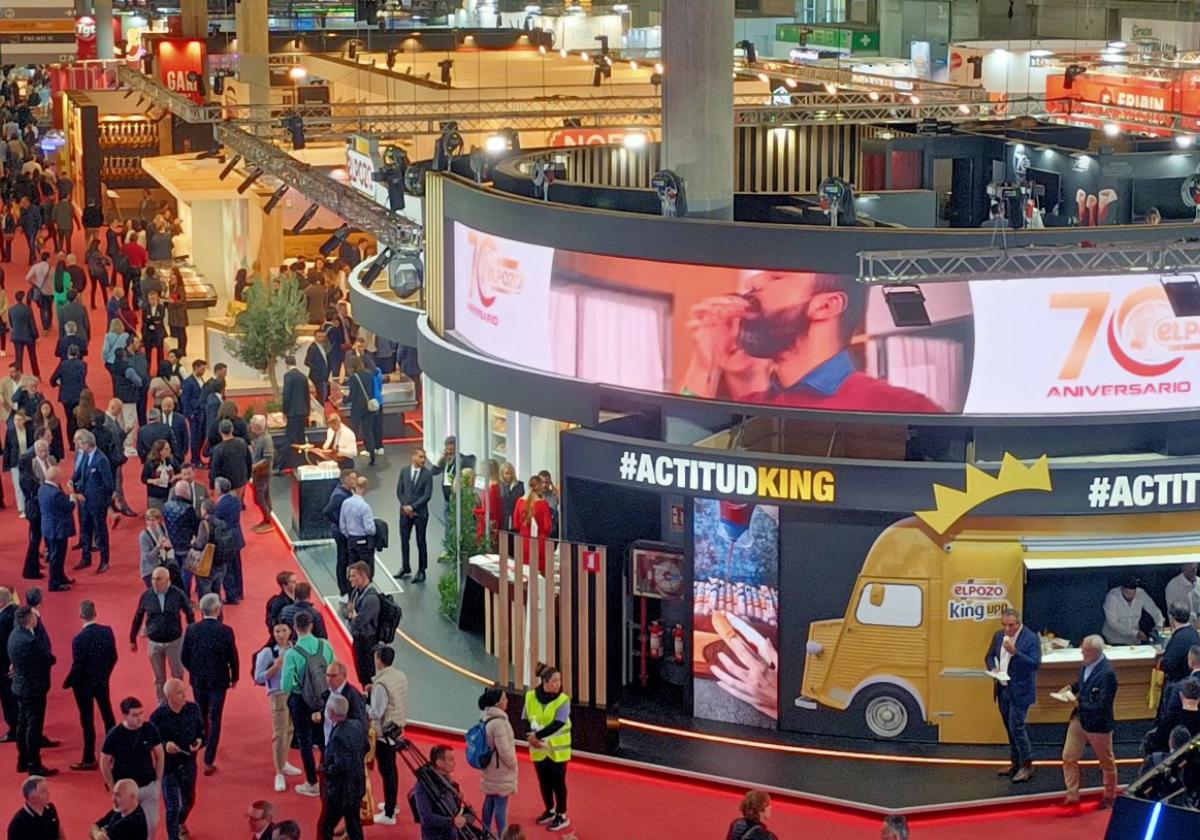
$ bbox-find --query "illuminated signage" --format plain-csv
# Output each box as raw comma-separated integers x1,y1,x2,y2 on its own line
615,448,836,503
156,37,206,105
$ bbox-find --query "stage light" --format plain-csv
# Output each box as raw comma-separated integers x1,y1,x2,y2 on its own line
824,83,837,95
485,134,508,153
1064,64,1085,89
195,147,222,160
219,154,241,180
655,63,664,74
281,113,306,150
958,103,971,114
623,132,647,150
289,66,307,80
438,58,453,85
737,39,757,64
1162,274,1200,317
595,35,609,56
292,203,320,234
360,249,393,286
1177,134,1196,149
868,90,880,101
319,224,353,257
1103,122,1120,137
186,70,207,98
909,95,921,105
236,168,264,194
883,285,932,327
386,49,397,70
263,184,289,213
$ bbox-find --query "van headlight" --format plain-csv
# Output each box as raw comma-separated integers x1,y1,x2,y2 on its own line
806,641,824,656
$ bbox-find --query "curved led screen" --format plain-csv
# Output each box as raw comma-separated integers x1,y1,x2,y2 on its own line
452,220,1196,415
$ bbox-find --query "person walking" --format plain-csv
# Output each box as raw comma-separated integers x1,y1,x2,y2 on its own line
212,477,245,604
37,464,75,591
63,600,117,772
19,437,54,580
985,608,1041,784
180,360,206,466
342,562,380,686
70,428,114,574
280,611,335,797
413,745,468,840
100,696,164,836
338,477,376,583
477,686,518,836
49,343,86,444
725,790,779,840
129,566,194,704
254,620,301,793
323,470,357,598
1060,634,1119,809
280,355,308,474
368,645,408,826
208,419,251,499
396,447,432,584
249,415,275,533
138,509,173,589
523,663,571,831
0,589,18,741
8,290,38,376
7,605,55,775
161,482,198,600
317,694,368,840
150,678,203,840
180,593,238,775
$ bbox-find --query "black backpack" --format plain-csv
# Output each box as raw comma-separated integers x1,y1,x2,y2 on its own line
376,591,402,645
207,516,239,565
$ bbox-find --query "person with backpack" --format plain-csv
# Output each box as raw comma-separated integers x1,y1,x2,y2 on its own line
280,610,335,798
212,476,245,605
725,790,779,840
367,644,408,825
254,619,302,793
523,663,571,832
343,562,381,686
472,685,518,836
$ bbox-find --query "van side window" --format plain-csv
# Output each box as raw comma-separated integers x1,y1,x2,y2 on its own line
855,583,922,628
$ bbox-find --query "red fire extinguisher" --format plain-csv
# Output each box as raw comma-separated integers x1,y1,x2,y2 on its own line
649,621,663,660
672,624,685,664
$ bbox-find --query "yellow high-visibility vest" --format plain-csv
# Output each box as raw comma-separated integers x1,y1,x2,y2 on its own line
524,690,572,763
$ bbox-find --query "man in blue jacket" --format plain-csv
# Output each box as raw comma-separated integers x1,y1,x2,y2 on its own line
1059,634,1118,808
38,464,76,591
49,344,87,444
70,428,114,574
180,360,207,465
984,607,1041,783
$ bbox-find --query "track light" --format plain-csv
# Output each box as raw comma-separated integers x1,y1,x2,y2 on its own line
281,114,306,150
360,248,393,286
883,285,932,327
136,96,146,108
438,59,453,85
386,49,397,70
292,203,320,234
236,168,264,194
319,224,353,257
195,147,222,160
737,39,757,64
123,89,134,99
219,154,242,180
263,184,289,213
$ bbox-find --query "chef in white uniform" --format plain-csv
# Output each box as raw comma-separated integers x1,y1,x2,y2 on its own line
1102,576,1164,645
1165,563,1200,622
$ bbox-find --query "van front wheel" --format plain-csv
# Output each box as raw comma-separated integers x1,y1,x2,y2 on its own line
857,687,918,738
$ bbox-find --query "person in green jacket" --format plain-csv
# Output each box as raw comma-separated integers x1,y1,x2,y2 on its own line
280,611,335,797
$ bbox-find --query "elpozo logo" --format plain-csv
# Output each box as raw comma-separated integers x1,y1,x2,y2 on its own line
617,449,835,503
467,231,524,314
948,578,1010,621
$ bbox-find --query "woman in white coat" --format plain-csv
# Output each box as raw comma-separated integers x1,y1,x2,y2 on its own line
478,686,519,836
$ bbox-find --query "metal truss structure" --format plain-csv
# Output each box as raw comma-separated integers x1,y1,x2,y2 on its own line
858,240,1200,284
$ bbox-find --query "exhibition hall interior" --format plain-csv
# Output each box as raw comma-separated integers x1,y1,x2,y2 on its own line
14,0,1200,838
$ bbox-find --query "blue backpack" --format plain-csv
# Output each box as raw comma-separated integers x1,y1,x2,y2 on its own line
464,719,494,769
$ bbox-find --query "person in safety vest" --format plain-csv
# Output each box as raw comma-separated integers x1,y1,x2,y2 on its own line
523,663,571,832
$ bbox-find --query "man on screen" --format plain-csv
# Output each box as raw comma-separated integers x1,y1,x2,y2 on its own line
681,271,944,412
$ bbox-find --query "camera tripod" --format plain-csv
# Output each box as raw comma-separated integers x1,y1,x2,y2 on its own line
396,737,497,840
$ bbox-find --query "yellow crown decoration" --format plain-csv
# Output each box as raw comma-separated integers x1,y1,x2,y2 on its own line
915,453,1052,535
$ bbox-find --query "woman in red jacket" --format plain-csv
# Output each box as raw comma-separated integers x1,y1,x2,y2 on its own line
514,475,553,574
475,459,503,546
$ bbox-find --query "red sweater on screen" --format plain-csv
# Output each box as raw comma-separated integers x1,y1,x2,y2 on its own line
748,351,945,413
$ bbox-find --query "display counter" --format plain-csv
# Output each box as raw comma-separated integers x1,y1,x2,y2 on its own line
1030,645,1157,725
149,260,218,320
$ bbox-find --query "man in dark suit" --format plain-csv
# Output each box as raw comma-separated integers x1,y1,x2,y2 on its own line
305,332,331,406
208,419,251,496
180,360,207,465
38,465,76,591
19,436,54,580
135,408,176,464
160,396,189,464
64,599,118,771
1060,634,1118,808
984,607,1041,783
0,588,18,741
280,354,309,474
318,693,368,840
49,344,87,444
1163,601,1200,686
396,446,433,583
245,800,276,840
55,320,88,361
180,593,238,775
7,605,56,775
323,470,357,597
70,428,114,574
8,290,40,377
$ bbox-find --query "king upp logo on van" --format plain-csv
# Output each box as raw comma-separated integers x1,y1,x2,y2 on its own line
947,579,1009,622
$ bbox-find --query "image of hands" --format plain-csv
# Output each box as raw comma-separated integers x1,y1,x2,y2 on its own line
693,498,780,727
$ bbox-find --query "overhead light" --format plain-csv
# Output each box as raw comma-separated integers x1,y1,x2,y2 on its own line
539,45,546,55
756,73,770,83
485,134,509,153
629,60,638,70
218,154,241,180
654,63,664,74
263,184,289,213
909,95,920,104
1108,41,1127,49
1103,122,1120,137
560,48,568,58
883,285,932,327
581,51,589,61
360,249,393,286
958,104,970,114
991,48,1008,57
292,202,320,234
868,90,880,101
785,78,797,88
824,83,837,95
1064,64,1086,89
737,39,757,64
123,89,134,99
236,167,264,194
1177,134,1195,149
1029,49,1053,58
319,224,353,257
289,66,307,81
1162,274,1200,317
623,132,647,149
281,113,306,150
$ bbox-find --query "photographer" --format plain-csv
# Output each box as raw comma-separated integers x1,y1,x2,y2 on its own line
413,745,468,840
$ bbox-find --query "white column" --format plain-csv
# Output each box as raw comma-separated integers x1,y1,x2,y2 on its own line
235,0,270,127
95,0,114,60
660,0,734,220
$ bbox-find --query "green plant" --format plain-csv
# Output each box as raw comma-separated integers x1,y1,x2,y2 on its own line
225,275,305,401
437,570,459,620
441,471,488,562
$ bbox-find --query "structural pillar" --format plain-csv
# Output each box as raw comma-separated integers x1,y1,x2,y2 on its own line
94,0,114,60
235,0,271,126
660,0,734,220
179,0,209,41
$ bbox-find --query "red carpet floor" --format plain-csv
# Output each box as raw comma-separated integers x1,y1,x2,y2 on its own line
0,235,1116,838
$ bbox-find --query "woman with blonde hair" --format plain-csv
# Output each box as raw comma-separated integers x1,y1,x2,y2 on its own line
102,318,128,368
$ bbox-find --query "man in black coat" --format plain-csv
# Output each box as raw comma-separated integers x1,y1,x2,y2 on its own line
395,446,433,582
55,321,88,361
63,599,117,771
318,694,368,840
135,408,176,464
180,593,238,774
304,332,331,406
160,396,189,464
19,436,53,580
1060,634,1119,808
49,344,87,444
8,290,39,377
0,589,18,741
207,419,251,494
280,354,309,473
7,605,56,775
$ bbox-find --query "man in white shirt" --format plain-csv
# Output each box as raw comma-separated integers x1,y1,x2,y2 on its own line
1102,577,1165,645
1165,563,1200,623
313,413,357,468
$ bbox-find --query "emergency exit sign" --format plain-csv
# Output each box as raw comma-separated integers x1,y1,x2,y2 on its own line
776,24,879,55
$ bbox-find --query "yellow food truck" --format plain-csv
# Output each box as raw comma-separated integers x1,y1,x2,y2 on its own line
795,512,1200,742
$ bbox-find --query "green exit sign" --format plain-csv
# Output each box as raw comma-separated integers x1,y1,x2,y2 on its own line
776,24,879,54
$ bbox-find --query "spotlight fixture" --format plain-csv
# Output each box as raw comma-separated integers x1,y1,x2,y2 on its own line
263,184,289,214
371,147,409,211
623,132,647,149
1161,274,1200,317
195,147,222,160
292,203,320,234
123,89,134,100
1103,122,1120,138
438,58,454,85
594,35,610,56
883,285,932,327
1064,63,1086,89
386,49,397,70
737,39,757,64
218,154,242,180
319,224,353,257
360,248,393,286
484,129,520,156
136,95,146,107
236,167,264,194
185,70,207,98
1177,134,1196,149
348,39,359,60
280,113,306,150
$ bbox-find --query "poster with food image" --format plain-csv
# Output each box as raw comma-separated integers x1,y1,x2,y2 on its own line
693,498,780,727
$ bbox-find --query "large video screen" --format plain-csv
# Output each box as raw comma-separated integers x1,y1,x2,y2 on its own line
452,220,1198,415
